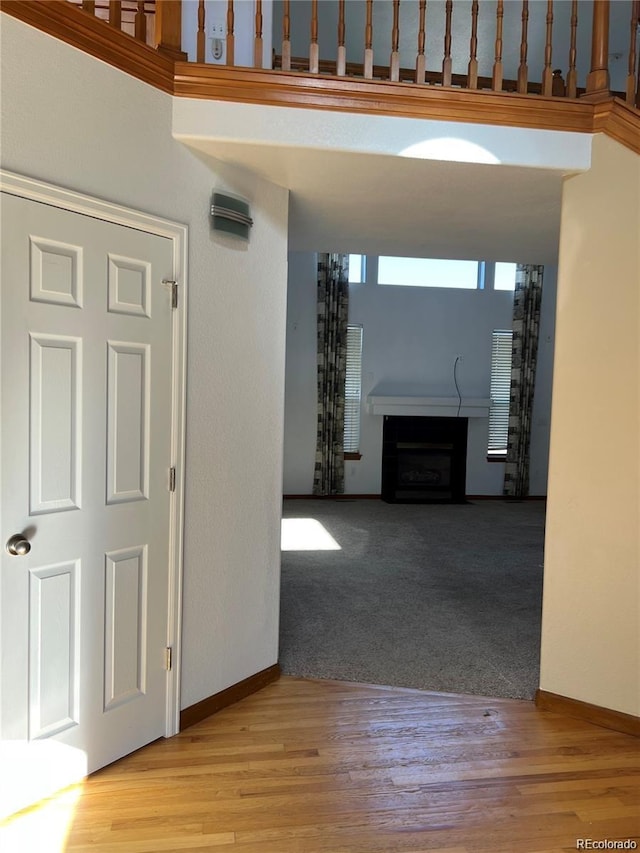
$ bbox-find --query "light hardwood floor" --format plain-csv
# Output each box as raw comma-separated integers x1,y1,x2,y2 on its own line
3,676,639,853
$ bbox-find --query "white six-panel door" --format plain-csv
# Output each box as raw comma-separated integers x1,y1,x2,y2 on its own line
0,189,182,813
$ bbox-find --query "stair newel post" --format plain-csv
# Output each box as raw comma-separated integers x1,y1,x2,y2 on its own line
517,0,529,94
566,0,578,98
197,0,206,63
492,0,504,91
337,0,346,76
542,0,554,96
254,0,263,68
364,0,374,79
282,0,291,71
226,1,235,67
442,0,453,86
626,0,639,105
310,0,319,73
468,0,479,89
134,0,147,43
109,1,121,30
585,0,610,95
390,0,400,82
416,0,427,84
155,0,187,62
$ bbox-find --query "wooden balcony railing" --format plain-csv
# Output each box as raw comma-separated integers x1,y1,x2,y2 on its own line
63,0,639,107
3,0,639,151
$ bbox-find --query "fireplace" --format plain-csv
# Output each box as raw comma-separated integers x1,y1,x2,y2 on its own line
381,416,468,503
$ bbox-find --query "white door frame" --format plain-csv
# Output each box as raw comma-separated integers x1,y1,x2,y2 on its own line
0,169,187,737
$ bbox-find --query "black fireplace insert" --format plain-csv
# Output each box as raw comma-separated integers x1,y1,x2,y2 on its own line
381,415,468,504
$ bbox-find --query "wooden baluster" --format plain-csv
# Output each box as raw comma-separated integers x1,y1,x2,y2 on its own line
541,0,554,96
468,0,479,88
364,0,374,79
337,0,346,76
310,0,319,73
390,0,400,82
517,0,529,94
196,0,206,63
443,0,453,86
155,0,187,61
492,0,504,91
226,1,235,66
81,0,95,14
134,0,147,43
586,0,610,95
109,1,121,30
281,0,291,71
254,0,263,68
626,0,639,104
416,0,426,84
566,0,578,97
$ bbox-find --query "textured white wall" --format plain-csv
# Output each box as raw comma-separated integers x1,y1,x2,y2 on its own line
282,254,557,496
541,134,640,716
0,14,289,709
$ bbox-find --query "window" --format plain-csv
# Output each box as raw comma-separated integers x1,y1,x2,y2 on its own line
494,262,517,291
488,330,513,457
348,254,365,284
377,256,481,289
344,324,363,454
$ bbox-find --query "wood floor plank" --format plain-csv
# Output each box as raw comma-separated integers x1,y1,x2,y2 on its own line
3,676,639,853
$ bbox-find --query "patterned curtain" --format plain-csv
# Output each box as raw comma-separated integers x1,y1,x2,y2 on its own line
313,254,349,496
504,264,544,498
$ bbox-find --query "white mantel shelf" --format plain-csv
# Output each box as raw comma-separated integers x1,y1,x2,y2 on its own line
367,393,491,418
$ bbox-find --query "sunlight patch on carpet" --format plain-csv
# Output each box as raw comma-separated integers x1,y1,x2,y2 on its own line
281,518,341,551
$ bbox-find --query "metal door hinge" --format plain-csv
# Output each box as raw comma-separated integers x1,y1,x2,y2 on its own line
169,466,176,492
162,278,178,309
165,647,173,671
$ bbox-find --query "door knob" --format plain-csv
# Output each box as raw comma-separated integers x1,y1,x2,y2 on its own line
6,534,31,556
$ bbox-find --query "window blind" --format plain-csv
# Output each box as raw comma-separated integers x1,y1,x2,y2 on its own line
344,325,363,453
488,330,513,455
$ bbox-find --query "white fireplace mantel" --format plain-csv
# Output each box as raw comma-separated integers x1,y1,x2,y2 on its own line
366,385,490,418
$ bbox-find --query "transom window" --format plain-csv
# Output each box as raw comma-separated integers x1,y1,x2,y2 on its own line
378,256,481,289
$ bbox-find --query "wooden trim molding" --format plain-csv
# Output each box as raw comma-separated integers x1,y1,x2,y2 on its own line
535,689,640,738
592,97,640,155
173,62,597,134
180,663,281,730
2,0,175,94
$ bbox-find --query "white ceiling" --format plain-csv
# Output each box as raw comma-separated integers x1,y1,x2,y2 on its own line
185,138,565,264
